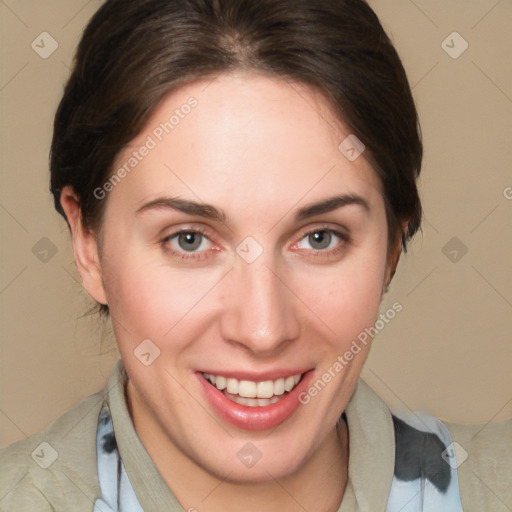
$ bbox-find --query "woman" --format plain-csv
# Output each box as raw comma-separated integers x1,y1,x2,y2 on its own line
1,0,510,510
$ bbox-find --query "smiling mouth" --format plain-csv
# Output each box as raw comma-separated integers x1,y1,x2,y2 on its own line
202,372,303,407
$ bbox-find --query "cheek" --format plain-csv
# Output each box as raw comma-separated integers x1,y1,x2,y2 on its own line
101,246,224,341
292,247,387,347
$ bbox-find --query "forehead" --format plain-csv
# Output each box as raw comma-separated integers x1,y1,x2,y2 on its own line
106,72,382,216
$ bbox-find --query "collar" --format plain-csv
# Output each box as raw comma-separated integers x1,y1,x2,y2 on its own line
105,360,395,511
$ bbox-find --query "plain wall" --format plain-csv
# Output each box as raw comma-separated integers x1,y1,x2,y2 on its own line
1,0,511,446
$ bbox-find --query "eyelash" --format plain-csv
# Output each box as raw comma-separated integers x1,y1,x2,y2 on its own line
160,226,350,261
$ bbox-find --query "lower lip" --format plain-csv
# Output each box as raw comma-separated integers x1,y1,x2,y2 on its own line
197,370,315,431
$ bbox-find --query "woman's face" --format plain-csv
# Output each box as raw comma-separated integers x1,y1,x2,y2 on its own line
92,73,395,481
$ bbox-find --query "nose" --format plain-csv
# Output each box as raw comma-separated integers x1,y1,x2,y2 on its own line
219,256,301,355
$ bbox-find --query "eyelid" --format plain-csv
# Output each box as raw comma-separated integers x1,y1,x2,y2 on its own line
294,223,350,243
161,224,215,243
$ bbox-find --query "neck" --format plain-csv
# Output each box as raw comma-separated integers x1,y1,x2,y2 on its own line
127,380,349,512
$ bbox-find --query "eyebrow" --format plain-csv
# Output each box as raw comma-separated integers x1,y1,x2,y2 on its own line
135,193,369,223
135,197,227,222
295,194,370,221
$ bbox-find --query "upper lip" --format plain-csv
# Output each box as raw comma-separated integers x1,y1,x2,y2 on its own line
197,368,313,382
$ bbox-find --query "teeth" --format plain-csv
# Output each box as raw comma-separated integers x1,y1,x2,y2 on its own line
284,376,295,392
226,378,238,394
274,378,285,396
215,376,226,390
227,394,282,407
256,380,274,398
238,380,256,398
203,372,303,400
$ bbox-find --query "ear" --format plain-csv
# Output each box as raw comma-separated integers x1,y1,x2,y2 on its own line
384,220,408,291
60,186,108,305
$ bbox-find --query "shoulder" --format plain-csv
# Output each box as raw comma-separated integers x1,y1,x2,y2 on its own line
0,389,107,511
444,416,512,512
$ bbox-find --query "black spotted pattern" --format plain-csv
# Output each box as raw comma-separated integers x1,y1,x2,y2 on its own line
392,415,451,493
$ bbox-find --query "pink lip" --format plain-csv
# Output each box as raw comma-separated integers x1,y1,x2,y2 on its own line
197,368,311,381
197,369,315,431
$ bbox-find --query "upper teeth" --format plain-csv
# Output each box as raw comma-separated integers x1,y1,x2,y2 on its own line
203,373,302,398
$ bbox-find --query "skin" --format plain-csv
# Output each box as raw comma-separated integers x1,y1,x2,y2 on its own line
61,72,402,511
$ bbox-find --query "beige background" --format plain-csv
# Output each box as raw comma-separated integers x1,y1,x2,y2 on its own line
1,0,511,447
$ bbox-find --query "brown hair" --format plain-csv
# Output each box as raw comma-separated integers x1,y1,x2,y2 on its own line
50,0,422,317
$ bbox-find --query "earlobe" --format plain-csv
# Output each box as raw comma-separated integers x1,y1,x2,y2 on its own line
382,248,401,296
60,186,108,305
383,221,407,293
386,246,401,286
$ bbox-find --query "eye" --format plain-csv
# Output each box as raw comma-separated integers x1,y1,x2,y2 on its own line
298,230,335,250
166,230,212,253
297,229,337,251
296,229,343,251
